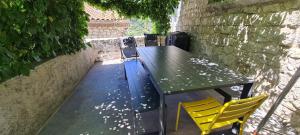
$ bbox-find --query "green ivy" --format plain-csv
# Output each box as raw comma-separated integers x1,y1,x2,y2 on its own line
0,0,88,82
85,0,179,34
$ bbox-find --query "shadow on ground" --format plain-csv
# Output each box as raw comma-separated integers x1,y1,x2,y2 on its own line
38,62,236,135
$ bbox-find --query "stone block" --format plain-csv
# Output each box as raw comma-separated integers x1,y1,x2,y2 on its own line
262,3,282,13
219,26,236,34
288,48,300,59
206,26,217,34
227,37,240,46
246,14,263,26
248,26,282,42
281,27,297,47
200,17,209,26
268,12,286,26
291,110,300,134
284,0,300,10
243,6,260,14
231,14,245,26
282,10,300,26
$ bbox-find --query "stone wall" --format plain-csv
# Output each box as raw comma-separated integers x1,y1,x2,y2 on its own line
176,0,300,134
87,20,129,39
0,47,96,135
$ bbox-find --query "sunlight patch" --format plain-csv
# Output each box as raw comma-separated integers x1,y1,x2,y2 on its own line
102,59,122,65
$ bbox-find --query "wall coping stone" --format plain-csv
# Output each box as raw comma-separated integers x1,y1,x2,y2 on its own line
85,36,145,42
207,0,296,13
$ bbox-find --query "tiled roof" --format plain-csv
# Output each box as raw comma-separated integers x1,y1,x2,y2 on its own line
84,3,124,21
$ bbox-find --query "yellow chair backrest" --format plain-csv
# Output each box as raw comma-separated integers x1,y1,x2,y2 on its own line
209,94,268,129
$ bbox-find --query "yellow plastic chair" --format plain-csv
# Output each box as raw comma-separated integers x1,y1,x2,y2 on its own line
175,94,268,135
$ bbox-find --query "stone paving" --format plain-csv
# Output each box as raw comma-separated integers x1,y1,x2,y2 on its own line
37,61,235,135
38,62,135,135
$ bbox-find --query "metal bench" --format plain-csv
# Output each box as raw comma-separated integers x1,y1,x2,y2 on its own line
124,60,159,113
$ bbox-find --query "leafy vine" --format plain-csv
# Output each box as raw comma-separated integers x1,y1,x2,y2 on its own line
0,0,88,82
85,0,179,34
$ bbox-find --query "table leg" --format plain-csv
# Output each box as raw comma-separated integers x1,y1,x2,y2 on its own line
214,88,232,103
159,94,166,135
232,83,253,134
147,75,166,135
240,83,253,99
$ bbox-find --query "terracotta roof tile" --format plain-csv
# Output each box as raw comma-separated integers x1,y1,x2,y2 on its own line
84,3,124,21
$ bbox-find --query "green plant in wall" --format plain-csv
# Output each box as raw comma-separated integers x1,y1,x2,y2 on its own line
85,0,179,34
0,0,88,82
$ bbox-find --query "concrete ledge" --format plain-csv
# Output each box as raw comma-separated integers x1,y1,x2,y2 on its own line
88,36,145,61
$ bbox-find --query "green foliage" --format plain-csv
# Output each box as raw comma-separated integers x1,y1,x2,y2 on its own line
126,18,153,36
208,0,228,4
0,0,88,82
86,0,179,34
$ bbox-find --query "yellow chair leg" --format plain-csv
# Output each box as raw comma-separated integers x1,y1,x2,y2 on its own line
201,131,208,135
175,102,182,131
239,123,244,135
240,115,250,135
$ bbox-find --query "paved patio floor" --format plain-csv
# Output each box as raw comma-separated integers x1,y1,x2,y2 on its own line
38,61,235,135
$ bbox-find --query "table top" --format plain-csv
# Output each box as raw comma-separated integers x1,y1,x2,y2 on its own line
136,46,251,95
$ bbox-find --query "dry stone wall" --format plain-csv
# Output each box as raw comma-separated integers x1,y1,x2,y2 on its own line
87,26,127,39
176,0,300,134
86,20,129,39
0,47,96,135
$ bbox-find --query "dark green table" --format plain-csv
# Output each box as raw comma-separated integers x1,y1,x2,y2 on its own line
136,46,253,135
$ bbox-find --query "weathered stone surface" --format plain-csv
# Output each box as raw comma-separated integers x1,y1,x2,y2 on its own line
0,47,96,135
175,0,300,134
291,110,300,134
86,20,129,39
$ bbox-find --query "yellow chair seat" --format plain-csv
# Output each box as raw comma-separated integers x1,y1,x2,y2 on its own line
175,94,268,135
181,97,241,133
